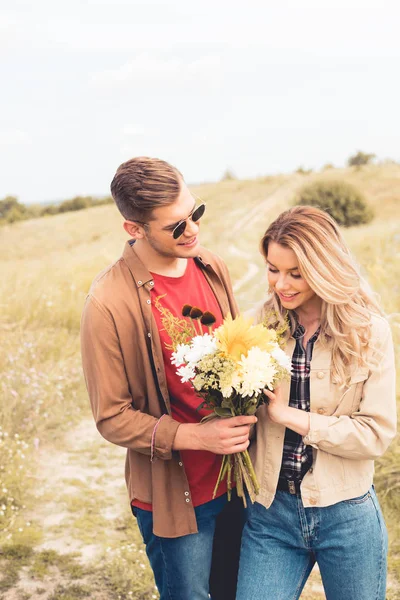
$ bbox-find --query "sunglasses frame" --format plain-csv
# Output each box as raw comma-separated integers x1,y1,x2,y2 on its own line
172,202,206,239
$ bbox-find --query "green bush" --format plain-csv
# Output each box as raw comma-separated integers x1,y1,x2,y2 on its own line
295,180,374,227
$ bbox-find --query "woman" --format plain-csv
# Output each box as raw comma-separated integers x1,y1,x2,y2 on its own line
237,206,396,600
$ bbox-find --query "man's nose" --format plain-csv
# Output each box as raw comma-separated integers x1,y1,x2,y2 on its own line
184,217,199,237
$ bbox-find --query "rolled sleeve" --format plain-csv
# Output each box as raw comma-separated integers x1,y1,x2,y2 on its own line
152,417,181,460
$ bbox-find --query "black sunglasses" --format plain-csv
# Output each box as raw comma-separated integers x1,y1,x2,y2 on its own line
171,203,206,239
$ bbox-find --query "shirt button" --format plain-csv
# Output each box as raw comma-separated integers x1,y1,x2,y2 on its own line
317,408,326,415
309,498,317,505
147,333,151,338
146,299,151,304
149,281,154,286
184,491,189,496
308,467,313,474
178,462,183,467
137,280,143,285
185,498,190,503
317,371,325,379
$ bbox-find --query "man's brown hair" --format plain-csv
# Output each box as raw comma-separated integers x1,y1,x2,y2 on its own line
110,156,183,222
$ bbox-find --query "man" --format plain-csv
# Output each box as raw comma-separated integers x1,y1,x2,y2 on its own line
80,157,255,599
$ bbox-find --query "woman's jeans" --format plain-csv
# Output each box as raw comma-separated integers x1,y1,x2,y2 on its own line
237,486,388,600
132,491,244,600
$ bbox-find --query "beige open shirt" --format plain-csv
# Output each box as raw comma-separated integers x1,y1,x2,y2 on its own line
80,241,238,538
251,313,397,509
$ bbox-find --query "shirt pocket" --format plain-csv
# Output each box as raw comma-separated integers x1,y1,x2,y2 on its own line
334,368,369,416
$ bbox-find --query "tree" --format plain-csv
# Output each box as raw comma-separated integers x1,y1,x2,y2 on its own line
0,196,28,223
347,151,376,167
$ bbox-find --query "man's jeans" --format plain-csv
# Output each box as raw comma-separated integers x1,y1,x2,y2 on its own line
236,486,388,600
132,492,244,600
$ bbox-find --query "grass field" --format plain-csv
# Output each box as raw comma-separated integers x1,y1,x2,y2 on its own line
1,163,399,599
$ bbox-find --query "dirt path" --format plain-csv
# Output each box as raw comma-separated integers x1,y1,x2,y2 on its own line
1,418,153,599
32,418,127,561
231,174,310,235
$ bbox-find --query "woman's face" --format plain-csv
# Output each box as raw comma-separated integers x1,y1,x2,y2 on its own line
266,242,318,312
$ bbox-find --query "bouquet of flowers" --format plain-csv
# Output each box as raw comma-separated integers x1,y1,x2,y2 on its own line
165,303,291,506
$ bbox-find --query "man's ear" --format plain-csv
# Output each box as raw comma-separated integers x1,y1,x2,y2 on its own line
123,220,146,239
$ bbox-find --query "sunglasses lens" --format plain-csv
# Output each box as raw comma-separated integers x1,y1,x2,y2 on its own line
192,203,206,222
173,221,187,239
172,204,205,239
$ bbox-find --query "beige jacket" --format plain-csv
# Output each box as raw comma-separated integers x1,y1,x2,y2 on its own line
251,314,397,509
81,241,238,537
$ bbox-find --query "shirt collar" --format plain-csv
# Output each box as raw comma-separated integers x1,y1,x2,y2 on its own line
123,240,212,287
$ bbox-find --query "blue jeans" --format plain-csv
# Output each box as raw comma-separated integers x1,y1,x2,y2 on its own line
237,486,388,600
132,492,244,600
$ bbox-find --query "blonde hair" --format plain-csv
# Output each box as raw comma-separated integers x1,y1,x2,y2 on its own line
260,206,382,386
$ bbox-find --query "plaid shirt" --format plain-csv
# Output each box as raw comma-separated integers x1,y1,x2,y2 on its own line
279,322,320,483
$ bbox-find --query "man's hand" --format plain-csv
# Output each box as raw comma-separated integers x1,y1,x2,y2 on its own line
173,415,257,454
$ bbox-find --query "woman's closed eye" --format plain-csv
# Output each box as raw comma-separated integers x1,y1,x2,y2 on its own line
268,268,302,279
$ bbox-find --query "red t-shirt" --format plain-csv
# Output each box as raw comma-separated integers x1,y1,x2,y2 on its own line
132,258,228,511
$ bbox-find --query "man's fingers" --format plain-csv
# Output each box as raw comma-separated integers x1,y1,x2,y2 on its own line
221,424,252,438
223,439,250,454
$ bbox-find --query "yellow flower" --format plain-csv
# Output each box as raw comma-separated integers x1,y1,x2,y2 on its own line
215,314,277,362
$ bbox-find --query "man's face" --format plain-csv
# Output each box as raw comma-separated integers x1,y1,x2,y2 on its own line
140,181,203,259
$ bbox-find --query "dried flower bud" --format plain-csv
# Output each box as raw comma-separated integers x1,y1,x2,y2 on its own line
190,307,203,320
182,304,193,317
201,311,216,326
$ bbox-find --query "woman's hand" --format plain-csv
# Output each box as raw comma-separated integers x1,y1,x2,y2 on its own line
263,386,310,437
263,386,287,424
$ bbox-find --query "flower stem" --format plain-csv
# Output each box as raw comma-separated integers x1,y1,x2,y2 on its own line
242,449,260,496
213,456,228,499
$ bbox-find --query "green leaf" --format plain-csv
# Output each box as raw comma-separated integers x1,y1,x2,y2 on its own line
214,407,234,418
221,398,233,409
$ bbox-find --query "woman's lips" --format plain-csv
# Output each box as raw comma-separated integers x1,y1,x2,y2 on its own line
278,292,300,302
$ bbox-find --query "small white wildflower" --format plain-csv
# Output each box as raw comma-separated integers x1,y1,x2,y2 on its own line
185,334,217,366
176,364,196,383
171,344,191,367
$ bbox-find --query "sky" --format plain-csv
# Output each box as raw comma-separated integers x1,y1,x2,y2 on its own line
1,0,400,204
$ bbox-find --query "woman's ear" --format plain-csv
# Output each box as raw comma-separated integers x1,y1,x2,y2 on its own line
123,220,146,239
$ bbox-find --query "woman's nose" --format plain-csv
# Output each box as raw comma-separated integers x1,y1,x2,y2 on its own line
275,275,289,291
